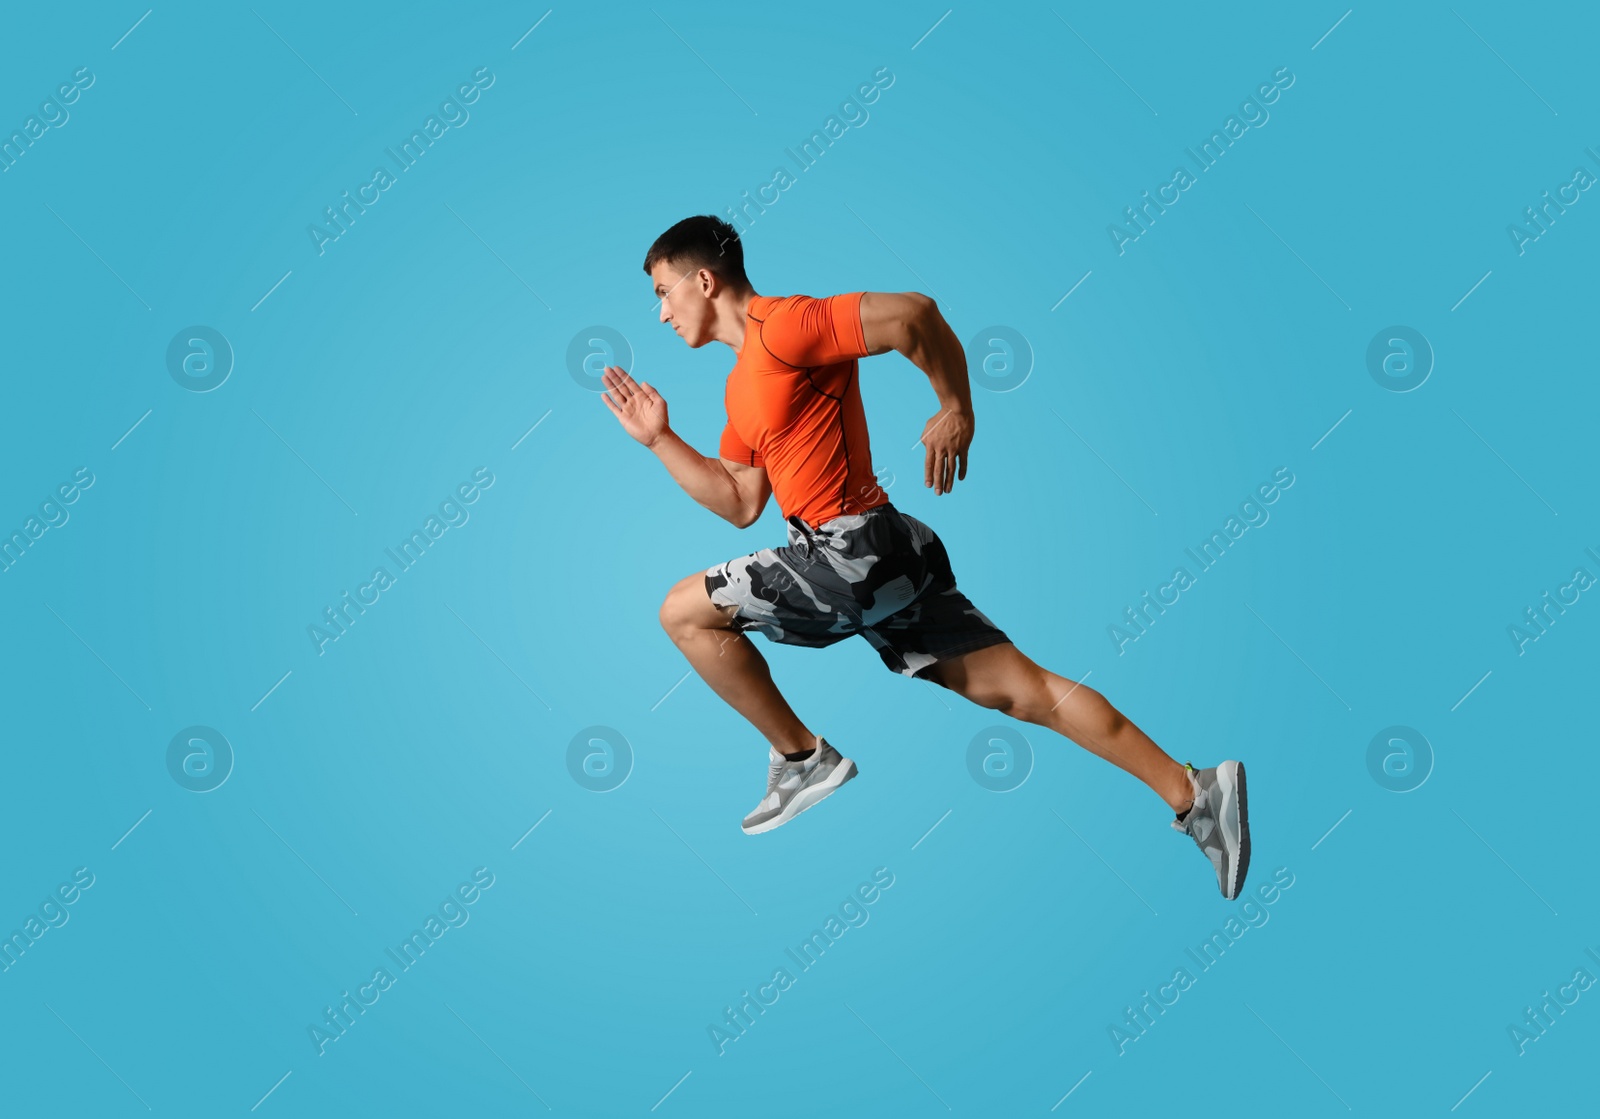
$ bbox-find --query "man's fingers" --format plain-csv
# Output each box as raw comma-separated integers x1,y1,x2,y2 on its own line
924,446,934,489
605,367,638,401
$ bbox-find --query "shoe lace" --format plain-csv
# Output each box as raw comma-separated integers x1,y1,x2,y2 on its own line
764,738,829,795
765,752,788,795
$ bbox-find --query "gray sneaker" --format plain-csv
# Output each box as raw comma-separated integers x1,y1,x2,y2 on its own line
1172,760,1250,899
741,738,858,835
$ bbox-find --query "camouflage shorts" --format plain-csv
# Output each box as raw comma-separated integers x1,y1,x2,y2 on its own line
703,502,1010,678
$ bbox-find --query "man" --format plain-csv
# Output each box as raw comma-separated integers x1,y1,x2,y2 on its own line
600,215,1250,899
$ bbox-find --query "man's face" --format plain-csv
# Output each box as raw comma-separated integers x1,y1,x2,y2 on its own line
651,259,712,347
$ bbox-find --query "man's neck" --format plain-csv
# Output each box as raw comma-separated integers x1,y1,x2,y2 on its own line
717,288,760,355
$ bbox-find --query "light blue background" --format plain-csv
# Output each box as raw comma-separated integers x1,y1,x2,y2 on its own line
2,2,1595,1115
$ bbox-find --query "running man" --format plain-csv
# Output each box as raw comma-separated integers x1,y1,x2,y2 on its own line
600,215,1250,898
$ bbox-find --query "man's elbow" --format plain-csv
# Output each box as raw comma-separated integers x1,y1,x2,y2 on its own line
903,293,942,354
736,490,772,528
720,498,754,529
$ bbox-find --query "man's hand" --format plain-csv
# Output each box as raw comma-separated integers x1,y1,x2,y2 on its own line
600,366,668,447
921,406,973,495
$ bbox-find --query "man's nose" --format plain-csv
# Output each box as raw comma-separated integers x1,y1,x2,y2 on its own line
658,301,670,324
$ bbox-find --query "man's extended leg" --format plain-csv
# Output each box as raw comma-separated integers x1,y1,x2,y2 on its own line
920,641,1194,813
921,640,1251,897
658,572,818,757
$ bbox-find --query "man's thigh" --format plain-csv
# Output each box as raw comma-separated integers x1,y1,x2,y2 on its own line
704,544,860,649
863,584,1012,679
854,508,1011,679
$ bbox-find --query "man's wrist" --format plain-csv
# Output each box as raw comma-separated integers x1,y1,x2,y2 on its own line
645,426,675,452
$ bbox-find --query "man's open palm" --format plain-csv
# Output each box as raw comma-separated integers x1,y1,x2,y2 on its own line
601,366,668,448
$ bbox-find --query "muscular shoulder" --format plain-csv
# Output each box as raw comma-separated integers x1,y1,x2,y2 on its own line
751,293,867,368
746,294,790,323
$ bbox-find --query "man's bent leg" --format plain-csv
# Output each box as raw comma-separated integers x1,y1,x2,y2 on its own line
659,572,818,757
921,642,1194,812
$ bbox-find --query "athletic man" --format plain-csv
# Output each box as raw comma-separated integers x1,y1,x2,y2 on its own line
600,215,1250,899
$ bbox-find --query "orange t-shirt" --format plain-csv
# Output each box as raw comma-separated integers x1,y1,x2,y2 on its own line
719,292,890,528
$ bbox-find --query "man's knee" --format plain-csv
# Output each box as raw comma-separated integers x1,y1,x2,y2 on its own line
924,645,1023,707
658,580,696,634
989,685,1039,722
949,675,1014,714
961,660,1053,723
658,579,684,634
660,575,735,636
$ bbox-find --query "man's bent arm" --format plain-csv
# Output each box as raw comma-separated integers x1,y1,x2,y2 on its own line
647,428,758,527
903,298,973,416
861,292,972,415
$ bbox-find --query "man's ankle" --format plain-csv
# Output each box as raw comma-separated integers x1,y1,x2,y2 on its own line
1169,763,1196,816
781,733,820,760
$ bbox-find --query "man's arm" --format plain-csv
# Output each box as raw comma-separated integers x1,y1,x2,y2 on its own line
858,292,974,496
859,292,973,412
599,366,770,527
649,430,771,528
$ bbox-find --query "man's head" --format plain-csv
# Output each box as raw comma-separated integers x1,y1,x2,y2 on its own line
642,215,751,348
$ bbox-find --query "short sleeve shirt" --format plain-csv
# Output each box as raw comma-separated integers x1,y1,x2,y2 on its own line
720,292,889,526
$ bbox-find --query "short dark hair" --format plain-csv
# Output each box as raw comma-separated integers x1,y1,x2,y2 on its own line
642,215,750,290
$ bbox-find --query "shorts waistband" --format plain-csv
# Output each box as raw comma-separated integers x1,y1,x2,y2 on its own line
786,502,897,537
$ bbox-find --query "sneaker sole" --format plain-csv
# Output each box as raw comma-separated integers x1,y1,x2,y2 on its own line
741,758,858,835
1216,760,1250,899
